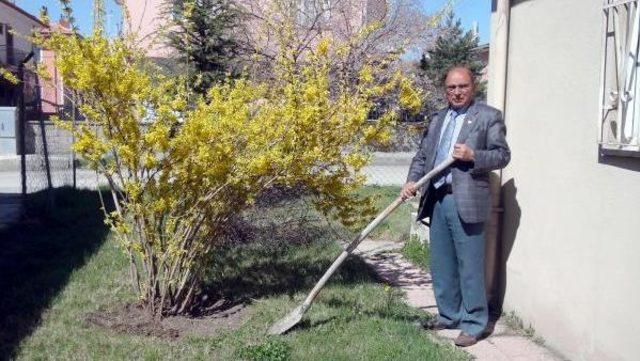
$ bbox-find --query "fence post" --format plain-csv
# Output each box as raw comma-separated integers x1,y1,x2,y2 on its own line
72,91,77,189
34,67,53,191
17,56,31,198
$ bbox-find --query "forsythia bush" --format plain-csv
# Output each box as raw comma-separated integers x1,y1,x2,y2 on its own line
36,24,422,317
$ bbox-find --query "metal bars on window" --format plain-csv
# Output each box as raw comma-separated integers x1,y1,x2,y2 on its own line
600,0,640,155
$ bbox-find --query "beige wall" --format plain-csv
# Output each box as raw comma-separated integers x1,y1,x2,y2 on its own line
494,0,640,360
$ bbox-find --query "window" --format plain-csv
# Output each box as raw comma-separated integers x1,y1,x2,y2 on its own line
5,25,14,66
600,0,640,155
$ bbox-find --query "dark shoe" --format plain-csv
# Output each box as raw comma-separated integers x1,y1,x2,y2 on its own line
421,319,451,331
454,332,478,347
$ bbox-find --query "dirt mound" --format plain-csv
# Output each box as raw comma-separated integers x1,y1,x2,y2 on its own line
86,301,249,339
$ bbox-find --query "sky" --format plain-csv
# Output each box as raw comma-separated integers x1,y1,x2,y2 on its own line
14,0,123,37
13,0,492,44
423,0,492,44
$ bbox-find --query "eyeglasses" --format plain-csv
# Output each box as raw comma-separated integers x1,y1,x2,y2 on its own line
445,84,472,93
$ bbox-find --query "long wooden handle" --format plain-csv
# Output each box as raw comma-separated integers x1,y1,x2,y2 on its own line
300,157,456,309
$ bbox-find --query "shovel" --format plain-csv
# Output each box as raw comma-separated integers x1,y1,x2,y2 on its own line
267,157,456,335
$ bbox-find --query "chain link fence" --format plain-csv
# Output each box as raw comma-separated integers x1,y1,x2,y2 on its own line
362,121,426,186
0,60,90,226
17,63,79,195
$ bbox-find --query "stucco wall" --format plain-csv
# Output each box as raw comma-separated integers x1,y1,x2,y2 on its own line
495,1,640,360
124,0,173,58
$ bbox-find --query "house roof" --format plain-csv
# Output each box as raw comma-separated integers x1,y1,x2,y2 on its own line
0,0,47,27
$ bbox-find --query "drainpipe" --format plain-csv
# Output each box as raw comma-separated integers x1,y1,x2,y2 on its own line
485,0,510,321
490,0,511,111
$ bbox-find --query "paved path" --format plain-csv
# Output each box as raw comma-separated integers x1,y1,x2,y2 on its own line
355,240,565,361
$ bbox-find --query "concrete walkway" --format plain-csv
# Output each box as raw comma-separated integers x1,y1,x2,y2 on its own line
355,239,565,361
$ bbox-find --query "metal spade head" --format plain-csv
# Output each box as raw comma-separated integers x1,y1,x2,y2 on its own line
267,304,306,335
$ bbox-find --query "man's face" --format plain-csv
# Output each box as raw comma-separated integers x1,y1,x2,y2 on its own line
444,69,475,109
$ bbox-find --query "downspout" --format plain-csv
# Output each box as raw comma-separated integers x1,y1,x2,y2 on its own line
490,0,511,112
485,0,510,321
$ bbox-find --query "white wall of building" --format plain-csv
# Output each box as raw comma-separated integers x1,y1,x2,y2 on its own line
494,1,640,360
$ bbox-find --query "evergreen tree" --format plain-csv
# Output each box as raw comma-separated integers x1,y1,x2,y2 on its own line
420,12,486,94
167,0,239,95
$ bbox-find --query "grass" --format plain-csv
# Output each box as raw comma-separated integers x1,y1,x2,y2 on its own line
401,236,430,270
356,185,412,242
1,186,467,360
359,186,431,271
502,311,545,345
0,187,112,359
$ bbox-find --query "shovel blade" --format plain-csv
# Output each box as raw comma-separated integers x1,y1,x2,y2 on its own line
268,305,305,335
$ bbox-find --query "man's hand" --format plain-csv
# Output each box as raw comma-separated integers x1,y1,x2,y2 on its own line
401,182,417,200
452,143,475,161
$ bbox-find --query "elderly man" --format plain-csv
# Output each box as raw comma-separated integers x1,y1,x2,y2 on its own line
401,66,510,347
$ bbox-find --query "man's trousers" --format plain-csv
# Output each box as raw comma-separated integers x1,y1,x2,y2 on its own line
429,193,488,337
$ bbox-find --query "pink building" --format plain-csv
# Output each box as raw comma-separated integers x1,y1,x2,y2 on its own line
123,0,388,59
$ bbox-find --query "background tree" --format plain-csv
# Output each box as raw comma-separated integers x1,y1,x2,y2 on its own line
419,11,486,98
165,0,239,95
236,0,439,82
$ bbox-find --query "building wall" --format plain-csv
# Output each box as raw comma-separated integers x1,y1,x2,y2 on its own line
24,120,73,155
0,2,42,64
124,0,173,58
494,0,640,360
122,0,385,59
0,2,64,116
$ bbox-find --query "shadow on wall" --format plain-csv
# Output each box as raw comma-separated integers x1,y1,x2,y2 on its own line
485,177,521,322
598,151,640,171
492,0,536,11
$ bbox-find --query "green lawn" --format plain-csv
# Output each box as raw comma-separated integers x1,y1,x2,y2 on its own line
359,186,430,270
356,185,412,242
1,187,463,360
401,237,430,270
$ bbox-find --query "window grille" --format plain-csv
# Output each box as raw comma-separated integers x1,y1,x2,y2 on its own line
600,0,640,155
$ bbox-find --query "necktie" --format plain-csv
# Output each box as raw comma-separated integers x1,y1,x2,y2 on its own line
433,110,457,189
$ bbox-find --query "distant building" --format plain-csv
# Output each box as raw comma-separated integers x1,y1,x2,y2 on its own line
0,0,66,117
122,0,388,59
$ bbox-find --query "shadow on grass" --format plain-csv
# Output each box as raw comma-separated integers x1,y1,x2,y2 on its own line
0,187,111,360
204,245,380,305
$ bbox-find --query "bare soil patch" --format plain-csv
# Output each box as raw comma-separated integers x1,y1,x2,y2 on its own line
86,300,250,339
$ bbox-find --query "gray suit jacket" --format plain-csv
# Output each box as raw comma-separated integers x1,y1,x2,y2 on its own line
407,100,510,224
